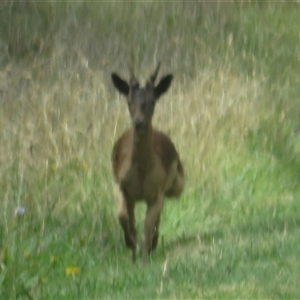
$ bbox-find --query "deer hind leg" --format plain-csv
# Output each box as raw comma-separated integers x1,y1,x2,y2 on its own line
142,196,163,263
115,184,137,262
150,214,160,253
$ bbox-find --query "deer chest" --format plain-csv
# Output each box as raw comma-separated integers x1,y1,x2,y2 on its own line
120,156,167,201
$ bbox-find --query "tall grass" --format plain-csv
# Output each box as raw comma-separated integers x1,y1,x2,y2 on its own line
1,1,300,298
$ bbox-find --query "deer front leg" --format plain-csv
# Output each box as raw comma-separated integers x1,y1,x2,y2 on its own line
142,196,163,263
115,184,137,262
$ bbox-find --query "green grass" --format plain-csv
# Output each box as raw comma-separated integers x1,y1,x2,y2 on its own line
1,1,300,298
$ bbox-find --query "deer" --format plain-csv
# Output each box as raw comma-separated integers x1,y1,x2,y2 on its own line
111,62,184,263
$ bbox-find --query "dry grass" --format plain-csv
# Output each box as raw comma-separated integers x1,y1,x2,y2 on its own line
0,47,264,218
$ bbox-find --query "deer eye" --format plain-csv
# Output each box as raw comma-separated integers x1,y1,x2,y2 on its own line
127,97,135,105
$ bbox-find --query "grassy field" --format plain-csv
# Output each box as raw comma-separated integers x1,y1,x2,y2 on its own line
1,1,300,298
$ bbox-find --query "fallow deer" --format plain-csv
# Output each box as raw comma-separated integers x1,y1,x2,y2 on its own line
111,63,184,263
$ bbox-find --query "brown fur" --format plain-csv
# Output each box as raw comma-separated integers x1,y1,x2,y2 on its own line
111,64,184,263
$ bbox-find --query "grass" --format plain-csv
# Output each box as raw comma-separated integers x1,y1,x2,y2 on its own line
1,1,300,298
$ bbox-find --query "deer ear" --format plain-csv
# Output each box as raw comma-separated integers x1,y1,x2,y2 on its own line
154,74,173,99
111,73,130,96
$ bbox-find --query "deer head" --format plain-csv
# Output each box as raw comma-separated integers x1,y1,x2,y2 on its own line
111,63,173,131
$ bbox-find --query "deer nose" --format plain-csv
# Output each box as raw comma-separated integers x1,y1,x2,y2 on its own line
134,119,144,129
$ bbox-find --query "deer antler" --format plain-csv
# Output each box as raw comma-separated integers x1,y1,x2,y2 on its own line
149,61,161,84
129,63,139,87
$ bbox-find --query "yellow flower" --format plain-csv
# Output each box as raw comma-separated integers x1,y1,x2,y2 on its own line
40,276,46,284
50,256,59,264
24,250,31,260
66,266,80,276
82,161,88,170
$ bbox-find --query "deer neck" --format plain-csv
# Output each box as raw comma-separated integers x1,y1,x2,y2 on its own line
132,125,154,167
